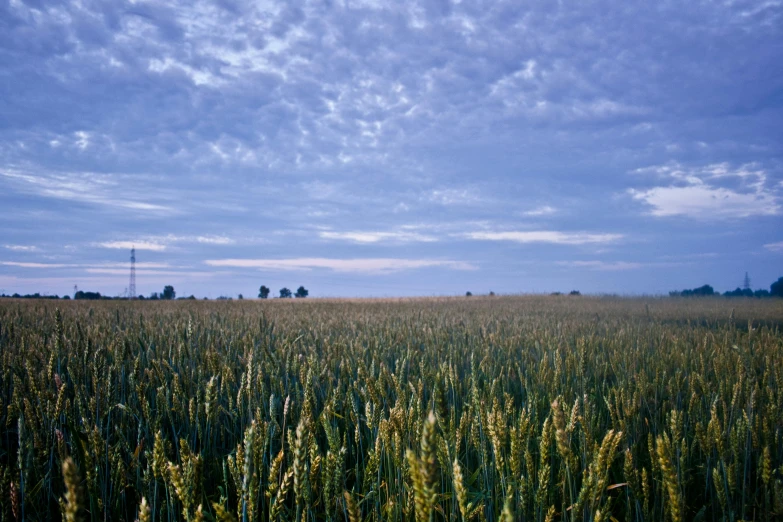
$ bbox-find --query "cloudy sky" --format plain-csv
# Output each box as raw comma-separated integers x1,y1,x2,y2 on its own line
1,0,782,298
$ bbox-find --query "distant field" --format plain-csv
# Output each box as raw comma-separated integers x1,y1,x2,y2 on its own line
1,296,782,521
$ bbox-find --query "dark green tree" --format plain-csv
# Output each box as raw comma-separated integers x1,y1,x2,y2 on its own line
75,291,102,300
279,287,292,298
295,286,309,298
674,284,715,297
771,277,783,298
258,285,270,299
162,285,176,300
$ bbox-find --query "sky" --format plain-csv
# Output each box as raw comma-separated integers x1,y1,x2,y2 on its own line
1,0,782,298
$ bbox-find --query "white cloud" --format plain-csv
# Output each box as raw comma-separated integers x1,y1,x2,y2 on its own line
74,131,91,150
0,261,71,268
0,168,173,213
658,252,719,260
0,261,179,270
521,205,557,217
194,236,235,245
427,189,483,206
98,241,168,251
556,260,685,271
148,57,224,87
765,241,783,252
96,235,234,251
629,162,781,219
319,230,438,244
85,268,213,276
556,260,642,271
204,257,476,274
462,230,622,245
489,61,647,121
95,262,175,269
3,245,39,252
629,185,779,218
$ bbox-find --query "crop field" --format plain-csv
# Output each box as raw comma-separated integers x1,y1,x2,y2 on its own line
0,296,782,522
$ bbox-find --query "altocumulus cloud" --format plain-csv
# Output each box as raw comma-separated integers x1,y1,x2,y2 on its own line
204,258,477,274
99,241,168,252
461,231,623,245
628,163,781,219
3,245,39,252
97,235,235,252
318,230,439,244
0,0,781,296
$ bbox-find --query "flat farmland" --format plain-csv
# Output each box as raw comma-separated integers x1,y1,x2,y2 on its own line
1,296,782,521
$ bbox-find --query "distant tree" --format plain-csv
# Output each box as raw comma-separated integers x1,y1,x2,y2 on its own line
754,289,770,298
75,291,102,300
723,287,753,297
771,277,783,298
569,290,581,296
489,291,495,296
162,285,176,300
279,287,292,298
466,291,472,296
675,284,715,297
258,285,270,299
188,295,196,300
149,292,159,300
62,295,70,300
295,286,309,298
238,294,244,300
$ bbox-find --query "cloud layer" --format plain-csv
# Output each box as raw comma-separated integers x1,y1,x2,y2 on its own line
1,0,781,296
204,257,476,274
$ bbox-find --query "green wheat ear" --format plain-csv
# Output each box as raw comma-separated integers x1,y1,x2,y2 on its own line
212,500,237,522
344,490,361,522
657,435,682,522
452,458,469,521
61,457,83,522
136,497,151,522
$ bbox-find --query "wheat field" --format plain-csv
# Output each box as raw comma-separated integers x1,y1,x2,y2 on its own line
0,296,782,521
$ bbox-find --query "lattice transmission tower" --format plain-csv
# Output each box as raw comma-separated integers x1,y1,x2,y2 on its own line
129,247,136,299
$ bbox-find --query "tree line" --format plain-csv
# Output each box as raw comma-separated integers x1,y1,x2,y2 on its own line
0,285,311,300
670,276,783,298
